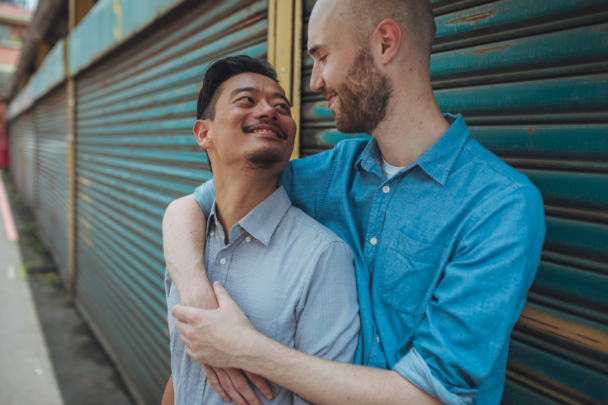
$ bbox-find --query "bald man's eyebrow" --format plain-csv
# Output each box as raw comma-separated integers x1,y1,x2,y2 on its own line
308,45,320,56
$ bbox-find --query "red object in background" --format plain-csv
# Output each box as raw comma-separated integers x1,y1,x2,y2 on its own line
0,128,7,169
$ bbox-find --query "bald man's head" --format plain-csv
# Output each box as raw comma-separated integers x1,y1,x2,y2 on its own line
355,0,435,55
307,0,437,134
314,0,436,62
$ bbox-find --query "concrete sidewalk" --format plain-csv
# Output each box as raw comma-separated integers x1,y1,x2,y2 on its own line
0,179,64,405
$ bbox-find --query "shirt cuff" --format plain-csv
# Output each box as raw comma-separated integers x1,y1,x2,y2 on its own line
393,348,475,405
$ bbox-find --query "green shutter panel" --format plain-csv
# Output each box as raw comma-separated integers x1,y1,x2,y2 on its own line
73,1,268,403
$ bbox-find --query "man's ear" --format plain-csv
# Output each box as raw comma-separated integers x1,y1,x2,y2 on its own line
374,19,402,65
193,119,212,150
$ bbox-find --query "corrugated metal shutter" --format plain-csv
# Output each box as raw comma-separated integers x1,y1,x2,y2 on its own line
9,116,21,189
300,1,608,404
73,0,268,402
14,110,38,209
34,85,69,282
22,112,37,210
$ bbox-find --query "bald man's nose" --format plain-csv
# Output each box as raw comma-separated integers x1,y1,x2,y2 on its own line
310,63,325,93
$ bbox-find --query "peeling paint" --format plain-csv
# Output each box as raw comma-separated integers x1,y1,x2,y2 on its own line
471,44,511,55
446,11,497,25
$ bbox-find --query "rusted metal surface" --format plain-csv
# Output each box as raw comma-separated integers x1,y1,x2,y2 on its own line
299,1,608,404
73,1,267,403
34,85,70,284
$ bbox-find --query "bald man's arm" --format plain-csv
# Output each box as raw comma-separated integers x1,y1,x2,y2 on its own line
163,194,216,309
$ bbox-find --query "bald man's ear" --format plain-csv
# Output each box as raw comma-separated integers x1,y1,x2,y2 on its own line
193,119,213,150
374,19,402,65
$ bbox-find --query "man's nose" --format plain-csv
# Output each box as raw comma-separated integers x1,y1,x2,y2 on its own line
310,61,325,93
255,101,279,120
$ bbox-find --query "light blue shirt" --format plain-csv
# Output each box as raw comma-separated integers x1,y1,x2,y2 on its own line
195,114,546,405
167,186,360,405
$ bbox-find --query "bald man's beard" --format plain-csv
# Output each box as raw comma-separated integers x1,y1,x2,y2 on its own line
329,48,392,135
244,146,284,171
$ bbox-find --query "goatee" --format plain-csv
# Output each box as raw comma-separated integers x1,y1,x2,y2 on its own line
244,146,284,171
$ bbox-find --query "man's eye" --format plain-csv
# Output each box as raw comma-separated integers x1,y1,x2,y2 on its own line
276,103,289,110
239,96,254,103
320,55,328,62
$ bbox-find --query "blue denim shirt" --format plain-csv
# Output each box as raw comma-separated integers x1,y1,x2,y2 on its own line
194,114,546,405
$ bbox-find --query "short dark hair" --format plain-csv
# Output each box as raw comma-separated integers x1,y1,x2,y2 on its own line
196,55,279,120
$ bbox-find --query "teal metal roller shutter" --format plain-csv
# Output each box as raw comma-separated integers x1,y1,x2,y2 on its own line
34,85,69,282
74,0,267,402
301,1,608,404
9,116,21,190
22,111,37,210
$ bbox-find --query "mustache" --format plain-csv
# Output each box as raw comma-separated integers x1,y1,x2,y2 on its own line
242,121,288,140
322,88,337,100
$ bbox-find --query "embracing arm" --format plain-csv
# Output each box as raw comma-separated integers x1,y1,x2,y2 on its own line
162,194,216,309
174,283,442,405
245,337,442,405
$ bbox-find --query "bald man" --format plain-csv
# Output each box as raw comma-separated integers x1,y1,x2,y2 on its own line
164,1,545,404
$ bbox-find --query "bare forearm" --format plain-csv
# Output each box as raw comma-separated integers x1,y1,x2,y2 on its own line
163,194,215,309
161,375,174,405
239,334,442,405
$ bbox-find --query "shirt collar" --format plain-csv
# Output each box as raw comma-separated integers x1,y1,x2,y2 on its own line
207,186,292,247
356,113,469,186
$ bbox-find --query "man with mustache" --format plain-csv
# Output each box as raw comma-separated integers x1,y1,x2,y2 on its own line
165,0,546,404
161,55,360,404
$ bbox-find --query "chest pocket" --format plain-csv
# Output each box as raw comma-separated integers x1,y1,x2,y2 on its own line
379,231,445,316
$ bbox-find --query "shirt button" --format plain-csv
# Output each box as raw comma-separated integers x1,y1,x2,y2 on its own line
220,258,226,265
382,185,390,193
210,231,215,236
376,334,381,344
245,236,252,242
370,237,378,246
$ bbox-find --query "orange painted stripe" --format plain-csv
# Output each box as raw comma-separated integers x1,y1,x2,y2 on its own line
0,176,18,241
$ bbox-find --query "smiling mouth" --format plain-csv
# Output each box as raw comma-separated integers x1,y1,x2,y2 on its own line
243,122,288,140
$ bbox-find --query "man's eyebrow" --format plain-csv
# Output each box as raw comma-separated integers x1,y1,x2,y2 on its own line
229,85,290,106
274,92,291,106
308,45,320,56
229,86,258,97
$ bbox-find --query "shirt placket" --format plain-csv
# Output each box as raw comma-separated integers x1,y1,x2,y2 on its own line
363,178,398,368
212,222,236,286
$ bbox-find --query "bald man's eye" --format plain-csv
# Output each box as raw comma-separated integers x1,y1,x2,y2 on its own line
320,55,328,62
276,102,290,112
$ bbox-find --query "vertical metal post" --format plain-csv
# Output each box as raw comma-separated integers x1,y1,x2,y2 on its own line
267,0,302,160
291,0,302,160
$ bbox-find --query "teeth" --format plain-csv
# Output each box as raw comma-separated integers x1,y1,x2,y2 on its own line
252,129,277,135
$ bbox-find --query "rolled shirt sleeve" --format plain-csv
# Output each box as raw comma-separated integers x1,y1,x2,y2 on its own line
394,186,545,402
